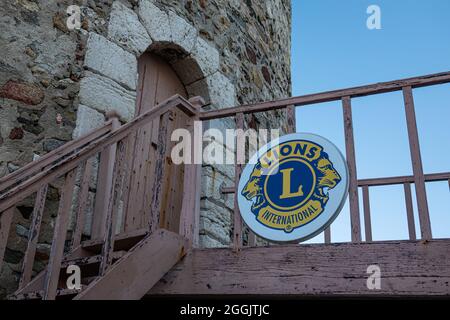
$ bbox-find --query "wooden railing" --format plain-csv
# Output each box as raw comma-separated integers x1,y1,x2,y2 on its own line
0,94,200,299
1,71,450,297
217,71,450,247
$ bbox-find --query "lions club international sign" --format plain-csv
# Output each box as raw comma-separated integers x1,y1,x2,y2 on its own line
238,133,349,242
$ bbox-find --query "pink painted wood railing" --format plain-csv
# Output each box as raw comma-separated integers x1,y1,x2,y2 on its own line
0,95,200,299
218,71,450,247
1,71,450,298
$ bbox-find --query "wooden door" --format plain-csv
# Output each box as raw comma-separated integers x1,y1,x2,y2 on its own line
124,53,189,234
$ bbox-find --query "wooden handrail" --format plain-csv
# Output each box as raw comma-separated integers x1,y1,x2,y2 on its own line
358,172,450,187
0,121,113,192
220,171,450,194
1,69,449,251
200,71,450,120
0,94,198,213
2,70,449,206
0,68,448,297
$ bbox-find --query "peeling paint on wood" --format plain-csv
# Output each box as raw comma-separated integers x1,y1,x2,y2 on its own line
150,240,450,296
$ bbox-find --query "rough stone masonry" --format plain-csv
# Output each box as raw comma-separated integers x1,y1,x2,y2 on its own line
0,0,291,298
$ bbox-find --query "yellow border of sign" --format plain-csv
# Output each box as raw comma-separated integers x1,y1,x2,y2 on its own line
263,158,316,212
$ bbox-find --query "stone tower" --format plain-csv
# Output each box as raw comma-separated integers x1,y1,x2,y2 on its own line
0,0,291,297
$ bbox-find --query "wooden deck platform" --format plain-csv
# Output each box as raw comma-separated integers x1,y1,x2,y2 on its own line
150,239,450,296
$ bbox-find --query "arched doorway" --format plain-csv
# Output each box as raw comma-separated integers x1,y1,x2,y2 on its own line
135,53,188,114
124,52,189,234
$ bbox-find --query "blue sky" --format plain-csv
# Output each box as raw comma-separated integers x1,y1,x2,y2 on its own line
291,0,450,243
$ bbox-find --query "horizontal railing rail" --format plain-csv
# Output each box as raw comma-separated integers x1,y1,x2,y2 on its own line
200,71,450,120
358,172,450,187
221,171,450,194
0,121,114,192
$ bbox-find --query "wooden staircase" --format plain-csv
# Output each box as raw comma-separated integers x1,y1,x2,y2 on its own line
9,229,186,300
0,95,202,300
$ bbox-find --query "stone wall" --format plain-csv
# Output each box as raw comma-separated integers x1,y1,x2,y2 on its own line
150,0,292,247
0,0,291,297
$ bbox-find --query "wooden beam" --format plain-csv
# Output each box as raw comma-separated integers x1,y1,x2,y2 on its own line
150,239,450,296
81,228,148,253
74,229,188,300
179,97,202,248
121,130,137,232
99,138,128,275
124,124,149,231
18,185,48,290
221,171,450,194
199,71,450,120
286,104,296,134
11,229,148,297
403,86,432,240
149,112,170,233
43,169,76,300
233,113,244,251
0,207,14,272
403,183,417,241
71,159,93,250
248,231,257,247
0,122,112,192
342,96,361,242
324,227,331,244
358,172,450,187
92,114,120,240
362,186,372,242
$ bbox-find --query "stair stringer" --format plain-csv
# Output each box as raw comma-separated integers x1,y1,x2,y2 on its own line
74,229,188,300
10,244,91,298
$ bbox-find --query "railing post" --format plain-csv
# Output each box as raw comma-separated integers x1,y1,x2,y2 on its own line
342,96,362,243
286,104,296,134
43,169,77,300
248,232,257,247
403,182,417,241
120,130,137,233
149,111,170,233
18,184,48,290
99,136,129,276
71,159,93,250
324,227,331,244
402,86,432,240
92,111,120,240
362,185,372,242
0,207,14,272
233,112,244,251
179,97,203,248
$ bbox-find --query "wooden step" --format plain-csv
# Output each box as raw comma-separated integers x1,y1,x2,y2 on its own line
81,229,148,253
81,276,99,285
9,286,86,300
9,230,147,300
61,251,127,268
74,229,187,300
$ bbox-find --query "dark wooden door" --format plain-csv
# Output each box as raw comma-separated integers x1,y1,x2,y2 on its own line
124,53,188,234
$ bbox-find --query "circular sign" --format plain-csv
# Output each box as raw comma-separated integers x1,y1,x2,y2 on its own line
237,133,349,243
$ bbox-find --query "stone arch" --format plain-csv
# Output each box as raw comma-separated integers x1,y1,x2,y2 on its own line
74,0,236,137
72,0,238,247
